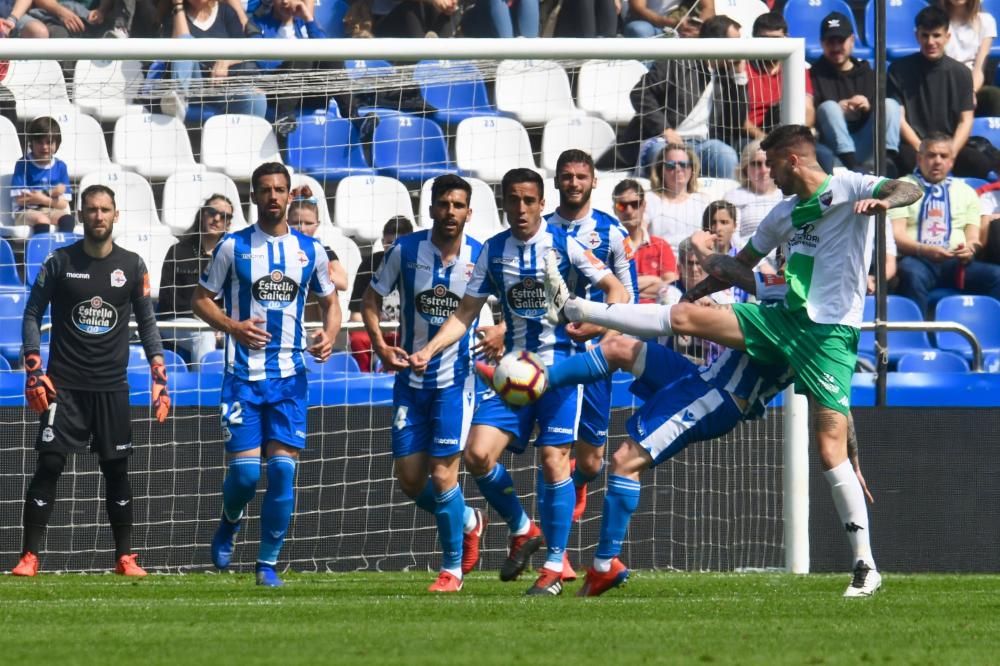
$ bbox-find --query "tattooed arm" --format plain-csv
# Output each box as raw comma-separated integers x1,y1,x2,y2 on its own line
681,236,762,302
854,178,923,216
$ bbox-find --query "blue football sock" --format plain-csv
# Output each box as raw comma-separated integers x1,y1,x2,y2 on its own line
412,478,437,515
540,477,574,568
222,457,260,522
547,347,611,389
475,463,528,533
535,466,546,522
596,475,641,560
435,484,466,573
257,455,296,566
572,459,604,488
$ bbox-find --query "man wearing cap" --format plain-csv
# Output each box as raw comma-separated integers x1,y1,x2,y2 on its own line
811,10,901,174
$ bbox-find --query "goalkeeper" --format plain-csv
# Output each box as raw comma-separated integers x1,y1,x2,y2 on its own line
13,185,171,578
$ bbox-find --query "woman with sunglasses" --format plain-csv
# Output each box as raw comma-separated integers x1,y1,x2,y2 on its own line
724,139,783,242
644,143,710,252
158,194,235,364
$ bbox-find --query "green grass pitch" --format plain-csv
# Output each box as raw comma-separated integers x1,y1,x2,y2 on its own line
3,571,999,665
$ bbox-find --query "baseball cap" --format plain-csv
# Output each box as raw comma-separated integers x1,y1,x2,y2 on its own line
820,12,854,40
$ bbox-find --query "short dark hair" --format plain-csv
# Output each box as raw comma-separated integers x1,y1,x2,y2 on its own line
915,5,949,32
700,14,740,39
702,199,737,231
27,116,61,149
760,124,816,154
555,149,595,176
752,11,787,37
383,215,413,238
186,193,234,235
251,162,291,193
612,178,645,200
501,168,544,199
80,184,116,209
919,131,955,152
430,174,472,205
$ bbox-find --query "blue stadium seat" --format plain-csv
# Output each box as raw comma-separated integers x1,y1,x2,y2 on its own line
0,238,21,292
326,351,361,373
128,345,188,373
859,295,934,362
784,0,870,61
312,0,349,37
198,349,225,373
413,60,499,126
372,115,453,185
25,233,81,288
896,350,970,373
285,112,375,180
344,59,393,79
0,355,12,371
985,351,1000,372
867,0,927,61
934,294,1000,359
0,292,26,364
971,117,1000,149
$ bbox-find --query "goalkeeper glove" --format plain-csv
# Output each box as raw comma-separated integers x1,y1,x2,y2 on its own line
24,352,56,414
151,361,170,423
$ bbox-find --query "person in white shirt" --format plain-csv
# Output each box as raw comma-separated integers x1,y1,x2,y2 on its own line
941,0,1000,115
644,143,710,250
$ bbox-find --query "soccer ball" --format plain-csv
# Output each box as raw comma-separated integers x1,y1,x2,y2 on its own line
492,351,549,406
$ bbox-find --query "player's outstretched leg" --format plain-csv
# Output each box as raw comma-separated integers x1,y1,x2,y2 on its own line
212,456,261,570
14,452,66,577
101,458,146,577
256,454,297,587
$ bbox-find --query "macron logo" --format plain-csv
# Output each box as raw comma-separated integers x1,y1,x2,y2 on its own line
116,499,130,507
33,498,47,507
681,410,697,423
845,522,865,533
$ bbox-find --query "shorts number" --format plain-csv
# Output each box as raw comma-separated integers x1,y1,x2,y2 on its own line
221,401,243,425
393,405,408,430
46,402,57,426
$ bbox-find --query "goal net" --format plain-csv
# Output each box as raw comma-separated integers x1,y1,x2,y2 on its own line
0,36,807,573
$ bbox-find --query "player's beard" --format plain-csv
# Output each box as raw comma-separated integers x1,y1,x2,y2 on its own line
561,187,592,216
83,222,113,243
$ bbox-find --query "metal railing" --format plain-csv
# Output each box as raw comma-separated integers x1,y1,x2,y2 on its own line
861,321,984,372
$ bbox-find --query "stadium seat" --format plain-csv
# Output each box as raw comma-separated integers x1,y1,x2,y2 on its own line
0,237,22,292
113,112,198,180
495,60,581,125
312,0,349,37
49,107,113,180
984,0,1000,57
699,177,742,201
866,0,925,61
455,116,539,183
0,292,26,363
971,117,1000,149
0,114,22,167
784,0,871,62
343,59,393,79
897,350,970,373
413,60,500,126
25,233,81,288
715,0,770,38
116,229,179,300
371,115,453,185
285,112,375,181
0,355,12,371
418,176,504,242
858,294,934,362
320,226,361,318
985,351,1000,372
4,60,71,120
0,174,30,240
130,345,188,373
333,175,413,241
933,294,1000,359
576,59,648,125
198,349,225,373
201,114,283,181
78,168,162,235
73,59,144,122
541,116,617,174
162,169,247,235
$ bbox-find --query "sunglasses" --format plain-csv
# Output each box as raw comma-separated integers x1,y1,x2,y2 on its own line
663,160,692,170
202,206,233,222
293,195,319,205
748,160,768,168
614,199,642,211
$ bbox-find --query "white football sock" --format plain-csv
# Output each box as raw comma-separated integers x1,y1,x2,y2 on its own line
629,341,649,378
824,459,875,570
443,566,462,579
593,557,613,573
566,300,674,339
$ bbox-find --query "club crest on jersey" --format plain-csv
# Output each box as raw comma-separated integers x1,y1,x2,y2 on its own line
252,270,299,309
819,190,834,209
73,296,118,335
110,269,127,288
464,263,475,282
506,277,546,319
297,250,309,266
416,284,460,325
585,231,602,249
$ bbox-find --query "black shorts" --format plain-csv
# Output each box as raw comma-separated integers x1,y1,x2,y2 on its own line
36,388,133,461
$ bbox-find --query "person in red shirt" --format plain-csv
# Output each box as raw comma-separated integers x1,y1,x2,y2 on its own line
612,179,677,303
746,12,815,140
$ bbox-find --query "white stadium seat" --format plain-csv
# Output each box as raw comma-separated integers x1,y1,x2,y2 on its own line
319,225,362,320
455,116,539,184
333,175,413,241
116,229,178,300
699,177,742,201
162,169,246,235
541,115,617,174
576,59,648,124
49,107,113,179
113,112,198,180
0,115,22,166
495,60,580,125
418,176,504,242
72,59,144,122
78,168,163,236
716,0,770,38
4,60,70,120
201,114,282,181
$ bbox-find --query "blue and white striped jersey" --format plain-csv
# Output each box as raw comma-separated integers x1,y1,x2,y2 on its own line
546,207,639,304
200,224,335,381
370,230,483,390
699,348,795,421
466,220,611,364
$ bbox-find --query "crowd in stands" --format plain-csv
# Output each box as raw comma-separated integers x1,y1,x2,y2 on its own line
5,0,1000,372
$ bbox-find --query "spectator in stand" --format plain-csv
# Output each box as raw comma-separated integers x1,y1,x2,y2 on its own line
157,0,267,122
287,187,348,322
941,0,1000,117
644,142,709,251
622,0,714,39
29,0,154,37
11,116,74,235
890,132,1000,314
974,179,1000,263
348,216,412,372
812,11,901,175
612,178,677,303
369,0,459,38
745,12,815,142
461,0,537,37
607,15,746,179
724,139,782,245
701,199,750,302
888,5,990,179
553,0,616,38
0,0,50,36
158,194,233,364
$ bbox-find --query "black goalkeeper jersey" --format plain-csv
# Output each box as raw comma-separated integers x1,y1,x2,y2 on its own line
22,241,164,391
